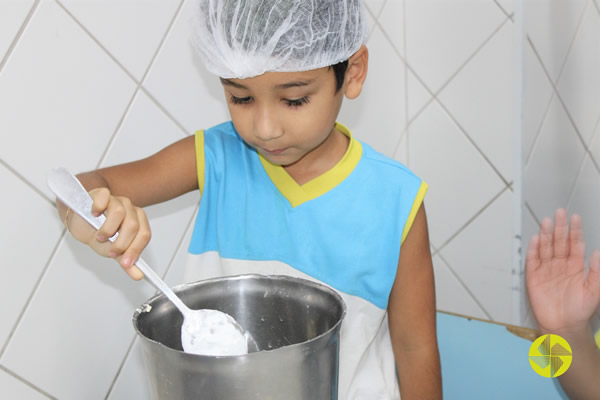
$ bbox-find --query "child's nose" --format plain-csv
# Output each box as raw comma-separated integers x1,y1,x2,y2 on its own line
254,105,283,141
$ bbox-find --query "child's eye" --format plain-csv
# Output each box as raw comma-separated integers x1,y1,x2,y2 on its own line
229,95,253,105
284,96,310,108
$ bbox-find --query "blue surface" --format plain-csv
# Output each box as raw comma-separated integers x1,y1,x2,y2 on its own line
437,312,568,400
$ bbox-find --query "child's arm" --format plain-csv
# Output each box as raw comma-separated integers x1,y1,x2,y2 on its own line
388,204,442,399
526,208,600,399
57,135,198,279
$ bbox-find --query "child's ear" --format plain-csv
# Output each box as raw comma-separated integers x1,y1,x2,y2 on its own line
344,45,368,99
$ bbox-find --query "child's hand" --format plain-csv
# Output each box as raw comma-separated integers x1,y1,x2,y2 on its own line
526,208,600,335
62,187,151,280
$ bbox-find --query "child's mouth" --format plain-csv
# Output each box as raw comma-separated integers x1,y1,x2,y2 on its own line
262,147,288,155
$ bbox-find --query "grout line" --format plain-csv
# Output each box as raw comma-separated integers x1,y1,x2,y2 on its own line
566,143,600,212
431,16,511,100
0,0,40,75
492,0,512,19
400,0,409,165
137,0,191,138
0,365,56,400
139,0,185,84
140,86,191,137
0,231,68,359
105,202,198,398
524,201,541,226
104,335,138,400
436,252,493,320
159,203,200,283
398,17,513,183
435,97,511,187
54,0,138,84
96,91,140,168
545,0,592,87
0,159,55,207
511,0,524,326
56,0,190,166
435,185,511,254
522,37,556,166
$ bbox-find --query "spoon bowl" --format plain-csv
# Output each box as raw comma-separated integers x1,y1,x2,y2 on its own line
47,167,249,356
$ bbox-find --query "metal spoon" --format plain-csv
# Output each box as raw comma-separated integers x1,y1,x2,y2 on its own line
47,167,248,356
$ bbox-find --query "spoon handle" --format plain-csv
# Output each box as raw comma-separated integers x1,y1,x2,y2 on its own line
47,168,189,314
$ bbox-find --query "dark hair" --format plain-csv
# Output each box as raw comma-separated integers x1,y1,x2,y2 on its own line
330,60,349,92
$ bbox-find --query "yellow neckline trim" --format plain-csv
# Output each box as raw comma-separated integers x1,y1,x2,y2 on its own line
259,122,363,208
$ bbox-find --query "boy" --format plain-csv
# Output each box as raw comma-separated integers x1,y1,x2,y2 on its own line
58,1,441,398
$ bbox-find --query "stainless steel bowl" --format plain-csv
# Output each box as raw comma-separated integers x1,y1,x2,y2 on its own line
133,274,346,400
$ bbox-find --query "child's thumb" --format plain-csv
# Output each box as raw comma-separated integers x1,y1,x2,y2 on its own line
587,250,600,294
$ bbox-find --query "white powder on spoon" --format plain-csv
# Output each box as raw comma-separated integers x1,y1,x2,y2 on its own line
181,309,249,356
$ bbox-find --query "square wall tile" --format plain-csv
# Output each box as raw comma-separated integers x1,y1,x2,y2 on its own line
438,21,514,182
364,0,388,19
143,0,229,134
100,90,199,277
524,97,586,221
0,166,63,349
0,369,48,400
568,156,600,261
439,190,514,323
0,0,136,200
377,0,405,57
556,5,600,145
407,101,506,248
406,67,433,123
405,0,507,93
60,0,181,81
1,236,156,400
338,26,407,158
519,207,541,328
432,255,488,319
524,0,589,84
523,42,554,162
0,0,34,62
105,340,149,400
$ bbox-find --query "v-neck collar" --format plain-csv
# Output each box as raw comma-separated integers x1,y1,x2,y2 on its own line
258,122,363,208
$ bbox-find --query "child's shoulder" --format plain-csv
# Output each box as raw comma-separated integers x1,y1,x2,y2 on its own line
358,139,421,182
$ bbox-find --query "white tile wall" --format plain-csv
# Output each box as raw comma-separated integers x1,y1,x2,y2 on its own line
522,0,600,326
0,0,34,62
2,0,598,397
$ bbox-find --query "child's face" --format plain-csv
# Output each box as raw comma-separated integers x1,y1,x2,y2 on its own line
220,67,345,167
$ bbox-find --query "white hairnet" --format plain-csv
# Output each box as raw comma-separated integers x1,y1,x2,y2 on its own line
192,0,369,79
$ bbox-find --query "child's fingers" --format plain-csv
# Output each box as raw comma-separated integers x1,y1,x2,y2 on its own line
552,208,569,258
125,265,144,281
90,188,111,217
97,196,130,242
526,235,540,267
569,213,586,259
538,217,554,262
108,202,140,258
119,208,152,271
525,234,541,282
